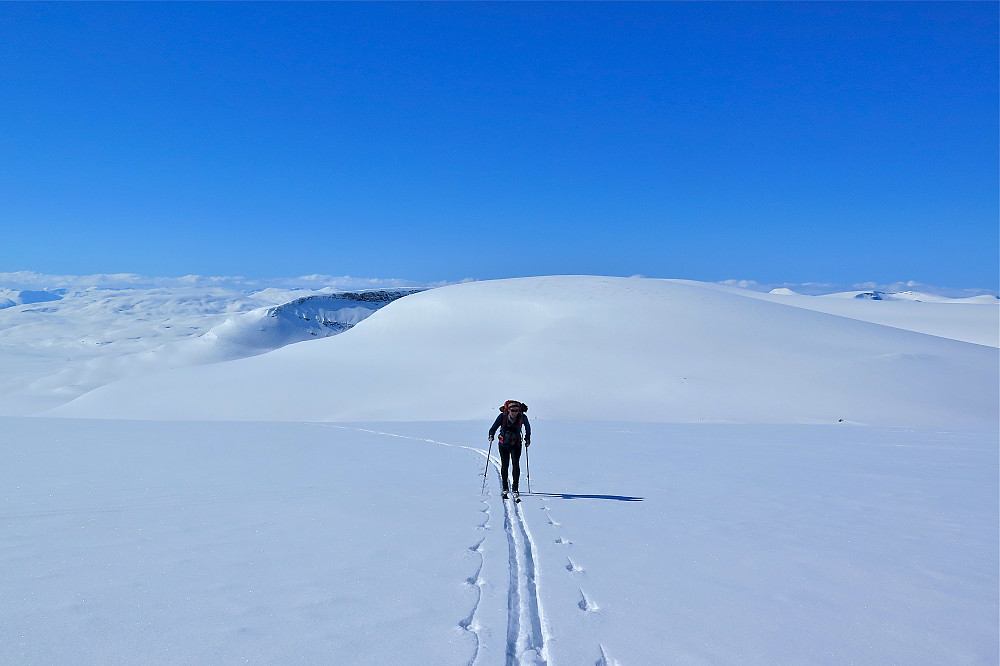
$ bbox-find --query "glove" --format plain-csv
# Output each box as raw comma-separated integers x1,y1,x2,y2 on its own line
488,435,494,443
525,439,530,447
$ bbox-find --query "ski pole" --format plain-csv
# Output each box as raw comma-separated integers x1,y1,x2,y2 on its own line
525,443,531,494
482,439,492,493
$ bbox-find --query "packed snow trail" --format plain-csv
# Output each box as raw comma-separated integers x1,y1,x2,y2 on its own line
501,490,548,665
320,425,550,665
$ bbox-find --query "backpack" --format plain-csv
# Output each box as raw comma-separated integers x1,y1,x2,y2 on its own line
500,400,527,415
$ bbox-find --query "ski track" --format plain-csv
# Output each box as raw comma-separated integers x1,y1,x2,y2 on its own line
317,424,620,665
596,643,619,666
459,503,489,666
501,494,548,665
317,425,550,666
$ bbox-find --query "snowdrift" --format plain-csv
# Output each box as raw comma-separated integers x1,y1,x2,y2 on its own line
48,276,998,426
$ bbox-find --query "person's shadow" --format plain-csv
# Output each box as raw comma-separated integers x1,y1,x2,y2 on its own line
526,492,643,502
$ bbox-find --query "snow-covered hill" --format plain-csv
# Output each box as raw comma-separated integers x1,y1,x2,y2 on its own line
692,281,999,347
191,289,422,360
49,276,998,426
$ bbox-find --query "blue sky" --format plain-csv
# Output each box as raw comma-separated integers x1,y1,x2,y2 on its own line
2,2,997,288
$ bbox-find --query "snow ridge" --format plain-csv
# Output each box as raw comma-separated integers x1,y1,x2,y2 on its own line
200,289,422,359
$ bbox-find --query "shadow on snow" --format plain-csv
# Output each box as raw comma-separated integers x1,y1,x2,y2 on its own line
525,492,644,502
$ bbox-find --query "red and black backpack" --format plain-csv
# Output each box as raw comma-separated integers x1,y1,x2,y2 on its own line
500,400,527,416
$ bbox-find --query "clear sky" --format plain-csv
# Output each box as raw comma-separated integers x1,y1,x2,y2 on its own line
2,2,997,288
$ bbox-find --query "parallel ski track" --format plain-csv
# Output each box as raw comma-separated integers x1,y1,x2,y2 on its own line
320,425,550,666
501,488,548,665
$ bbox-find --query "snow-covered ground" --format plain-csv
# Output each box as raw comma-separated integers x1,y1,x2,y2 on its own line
3,418,995,664
1,274,997,664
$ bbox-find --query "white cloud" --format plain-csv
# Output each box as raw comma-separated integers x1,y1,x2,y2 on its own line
719,278,997,298
0,272,426,292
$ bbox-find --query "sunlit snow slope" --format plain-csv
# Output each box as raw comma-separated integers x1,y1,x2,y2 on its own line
49,276,998,426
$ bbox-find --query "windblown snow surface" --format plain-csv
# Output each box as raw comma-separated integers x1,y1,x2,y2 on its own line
3,276,998,665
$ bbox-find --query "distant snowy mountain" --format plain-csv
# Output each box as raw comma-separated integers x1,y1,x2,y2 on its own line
0,288,64,309
701,281,999,346
198,289,422,360
822,289,998,303
852,290,888,300
724,278,998,299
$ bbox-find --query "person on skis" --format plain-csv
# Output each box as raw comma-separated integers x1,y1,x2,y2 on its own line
488,400,531,499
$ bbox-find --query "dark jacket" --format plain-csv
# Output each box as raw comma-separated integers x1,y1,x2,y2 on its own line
489,412,531,447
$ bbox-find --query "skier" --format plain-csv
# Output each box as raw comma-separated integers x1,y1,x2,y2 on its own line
488,400,531,500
